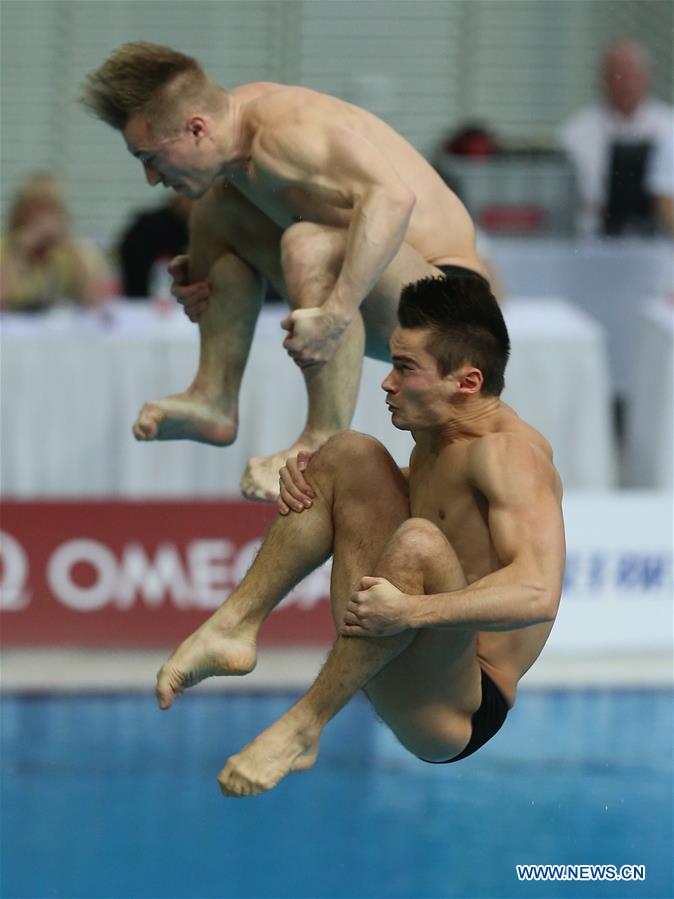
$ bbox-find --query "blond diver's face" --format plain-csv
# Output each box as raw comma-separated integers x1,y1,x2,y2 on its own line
124,113,219,199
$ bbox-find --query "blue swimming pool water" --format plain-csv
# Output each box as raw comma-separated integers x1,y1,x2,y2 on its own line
1,689,672,899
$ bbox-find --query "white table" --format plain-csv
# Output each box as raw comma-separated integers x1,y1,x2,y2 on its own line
625,299,674,489
491,238,673,397
0,296,614,497
501,297,615,489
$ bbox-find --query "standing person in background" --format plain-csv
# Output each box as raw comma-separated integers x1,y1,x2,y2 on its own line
81,42,488,502
559,39,674,236
117,193,191,298
0,174,110,311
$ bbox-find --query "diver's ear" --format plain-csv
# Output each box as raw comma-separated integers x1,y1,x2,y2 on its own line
186,116,207,140
455,366,483,396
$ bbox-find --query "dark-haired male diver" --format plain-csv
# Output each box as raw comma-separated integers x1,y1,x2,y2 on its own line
155,274,566,798
82,43,488,500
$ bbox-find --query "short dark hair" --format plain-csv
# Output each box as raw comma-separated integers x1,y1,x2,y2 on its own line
398,271,510,396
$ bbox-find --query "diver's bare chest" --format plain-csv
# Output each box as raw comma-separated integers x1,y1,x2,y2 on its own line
225,162,350,230
411,486,478,539
409,467,492,581
225,167,296,227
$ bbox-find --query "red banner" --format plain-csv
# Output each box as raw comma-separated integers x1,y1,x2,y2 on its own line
0,501,334,646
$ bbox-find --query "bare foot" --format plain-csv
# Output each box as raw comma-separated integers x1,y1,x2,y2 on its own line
156,618,257,710
218,714,320,797
132,392,236,446
240,435,330,502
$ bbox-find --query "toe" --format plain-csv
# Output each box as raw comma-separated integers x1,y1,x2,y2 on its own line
217,765,239,797
155,678,175,710
239,478,254,500
241,454,288,503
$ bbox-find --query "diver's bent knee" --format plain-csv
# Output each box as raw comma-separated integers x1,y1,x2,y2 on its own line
311,431,391,470
280,222,345,284
280,221,331,261
307,432,402,495
392,518,451,556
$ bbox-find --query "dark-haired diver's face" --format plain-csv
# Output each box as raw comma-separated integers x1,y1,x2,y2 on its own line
382,327,455,431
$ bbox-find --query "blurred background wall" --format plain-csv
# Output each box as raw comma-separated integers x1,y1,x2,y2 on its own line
2,0,672,245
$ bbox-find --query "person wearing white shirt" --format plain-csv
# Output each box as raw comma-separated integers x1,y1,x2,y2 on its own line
560,39,674,235
646,125,674,236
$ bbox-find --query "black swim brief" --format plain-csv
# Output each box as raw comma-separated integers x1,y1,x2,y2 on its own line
435,263,490,287
424,669,509,764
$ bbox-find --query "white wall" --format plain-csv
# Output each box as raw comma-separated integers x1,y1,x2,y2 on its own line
1,0,672,246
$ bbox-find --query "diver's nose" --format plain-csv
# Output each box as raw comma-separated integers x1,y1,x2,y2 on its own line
143,161,162,186
381,369,397,393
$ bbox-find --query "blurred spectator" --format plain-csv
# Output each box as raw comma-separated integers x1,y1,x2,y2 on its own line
646,125,674,236
559,39,674,236
0,174,110,311
116,194,191,298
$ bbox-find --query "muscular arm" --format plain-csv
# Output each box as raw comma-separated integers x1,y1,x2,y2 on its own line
253,121,415,319
410,435,566,632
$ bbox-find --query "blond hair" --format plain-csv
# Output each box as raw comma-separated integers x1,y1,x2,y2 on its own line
80,42,218,132
7,173,68,233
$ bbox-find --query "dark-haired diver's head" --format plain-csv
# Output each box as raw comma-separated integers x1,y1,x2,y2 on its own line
382,271,510,433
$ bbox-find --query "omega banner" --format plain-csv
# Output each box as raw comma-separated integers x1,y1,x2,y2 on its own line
0,494,672,651
0,501,334,646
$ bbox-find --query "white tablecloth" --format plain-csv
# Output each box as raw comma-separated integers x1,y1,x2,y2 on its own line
501,297,615,489
491,238,673,398
625,299,674,489
0,297,614,497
